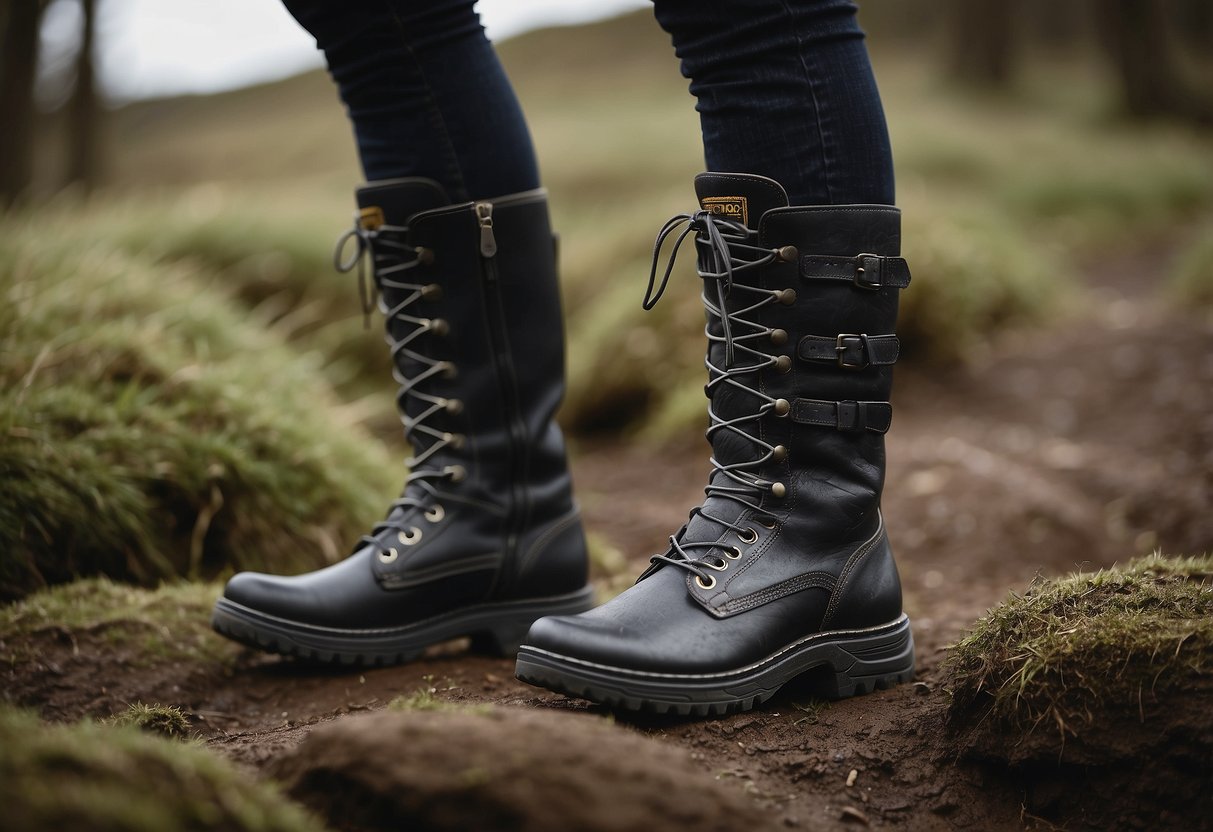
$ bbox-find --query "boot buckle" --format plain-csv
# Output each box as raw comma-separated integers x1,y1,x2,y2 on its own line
836,400,861,430
835,334,871,369
854,254,883,290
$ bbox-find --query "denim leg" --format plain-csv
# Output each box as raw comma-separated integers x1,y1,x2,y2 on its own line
651,0,895,206
281,0,540,200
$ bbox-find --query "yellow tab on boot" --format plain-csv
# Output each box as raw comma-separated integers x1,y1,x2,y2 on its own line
359,206,386,231
701,196,748,226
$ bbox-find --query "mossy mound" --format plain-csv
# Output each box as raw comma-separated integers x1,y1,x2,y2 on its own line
0,216,398,601
270,706,772,832
1171,229,1213,308
946,554,1213,828
0,707,327,832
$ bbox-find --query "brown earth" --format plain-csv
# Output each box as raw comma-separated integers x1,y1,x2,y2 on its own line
4,239,1211,831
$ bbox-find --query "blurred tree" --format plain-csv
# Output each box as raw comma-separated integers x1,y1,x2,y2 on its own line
65,0,99,189
0,0,46,205
947,0,1017,88
1098,0,1212,124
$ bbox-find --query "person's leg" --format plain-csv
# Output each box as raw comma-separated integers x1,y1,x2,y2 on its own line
280,0,540,199
653,0,894,206
516,0,913,714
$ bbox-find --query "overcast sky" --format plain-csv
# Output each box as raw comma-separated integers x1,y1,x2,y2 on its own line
38,0,650,103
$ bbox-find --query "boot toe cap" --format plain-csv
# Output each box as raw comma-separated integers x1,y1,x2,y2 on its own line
221,571,318,623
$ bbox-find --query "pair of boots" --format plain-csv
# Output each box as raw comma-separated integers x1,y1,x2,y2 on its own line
211,172,915,716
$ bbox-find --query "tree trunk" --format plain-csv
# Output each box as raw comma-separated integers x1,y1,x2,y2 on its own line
947,0,1016,88
1098,0,1212,123
0,1,45,205
66,0,100,190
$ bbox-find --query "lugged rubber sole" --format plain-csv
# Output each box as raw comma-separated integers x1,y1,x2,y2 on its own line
211,585,596,666
515,615,914,717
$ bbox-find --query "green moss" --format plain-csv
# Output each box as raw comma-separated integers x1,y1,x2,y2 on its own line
0,221,399,600
0,707,328,832
946,553,1213,739
388,687,489,715
0,579,232,666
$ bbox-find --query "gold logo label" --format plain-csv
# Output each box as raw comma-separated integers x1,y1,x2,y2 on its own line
359,206,385,230
701,196,749,226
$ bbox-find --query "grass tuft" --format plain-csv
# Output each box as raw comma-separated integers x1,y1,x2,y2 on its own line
0,218,399,600
107,703,192,740
946,553,1213,742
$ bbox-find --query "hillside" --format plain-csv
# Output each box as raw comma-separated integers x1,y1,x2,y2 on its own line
4,8,1212,831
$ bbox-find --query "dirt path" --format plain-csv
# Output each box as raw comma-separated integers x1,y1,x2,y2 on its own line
6,241,1211,830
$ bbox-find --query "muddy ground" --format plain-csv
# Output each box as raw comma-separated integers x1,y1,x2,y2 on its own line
5,239,1212,831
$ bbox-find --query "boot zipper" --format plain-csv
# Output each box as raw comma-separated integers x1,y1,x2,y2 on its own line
475,200,527,589
477,202,498,258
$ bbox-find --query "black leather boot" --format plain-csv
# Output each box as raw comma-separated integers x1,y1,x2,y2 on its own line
212,179,593,664
516,172,914,714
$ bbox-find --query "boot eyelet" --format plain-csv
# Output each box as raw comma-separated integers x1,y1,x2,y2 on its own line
429,318,450,337
378,547,399,564
771,444,788,463
695,574,717,591
725,546,743,560
757,516,777,530
774,355,792,374
444,398,464,415
444,464,466,483
738,527,758,544
770,329,788,346
415,247,435,265
776,288,797,305
776,245,799,263
398,527,423,546
424,504,445,523
444,432,466,450
770,482,787,499
773,398,791,417
706,557,730,572
442,362,458,379
421,283,443,301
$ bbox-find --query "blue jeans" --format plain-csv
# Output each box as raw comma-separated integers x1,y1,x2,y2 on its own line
281,0,894,206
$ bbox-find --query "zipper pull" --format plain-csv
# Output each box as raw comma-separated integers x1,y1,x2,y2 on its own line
475,202,497,258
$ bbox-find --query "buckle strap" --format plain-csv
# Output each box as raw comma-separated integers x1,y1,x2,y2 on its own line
798,333,900,370
791,399,892,433
799,253,911,291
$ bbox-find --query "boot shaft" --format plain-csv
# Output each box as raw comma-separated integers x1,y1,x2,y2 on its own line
351,179,574,529
690,174,906,519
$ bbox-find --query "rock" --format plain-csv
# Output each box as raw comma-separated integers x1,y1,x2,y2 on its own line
270,705,776,832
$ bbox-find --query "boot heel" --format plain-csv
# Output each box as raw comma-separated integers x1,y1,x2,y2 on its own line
471,586,598,657
470,620,535,657
809,617,916,699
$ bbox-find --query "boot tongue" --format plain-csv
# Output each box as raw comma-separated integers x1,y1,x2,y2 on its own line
355,177,450,229
694,172,789,230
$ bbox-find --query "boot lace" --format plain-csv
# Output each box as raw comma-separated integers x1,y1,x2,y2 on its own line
642,210,795,585
335,218,465,557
